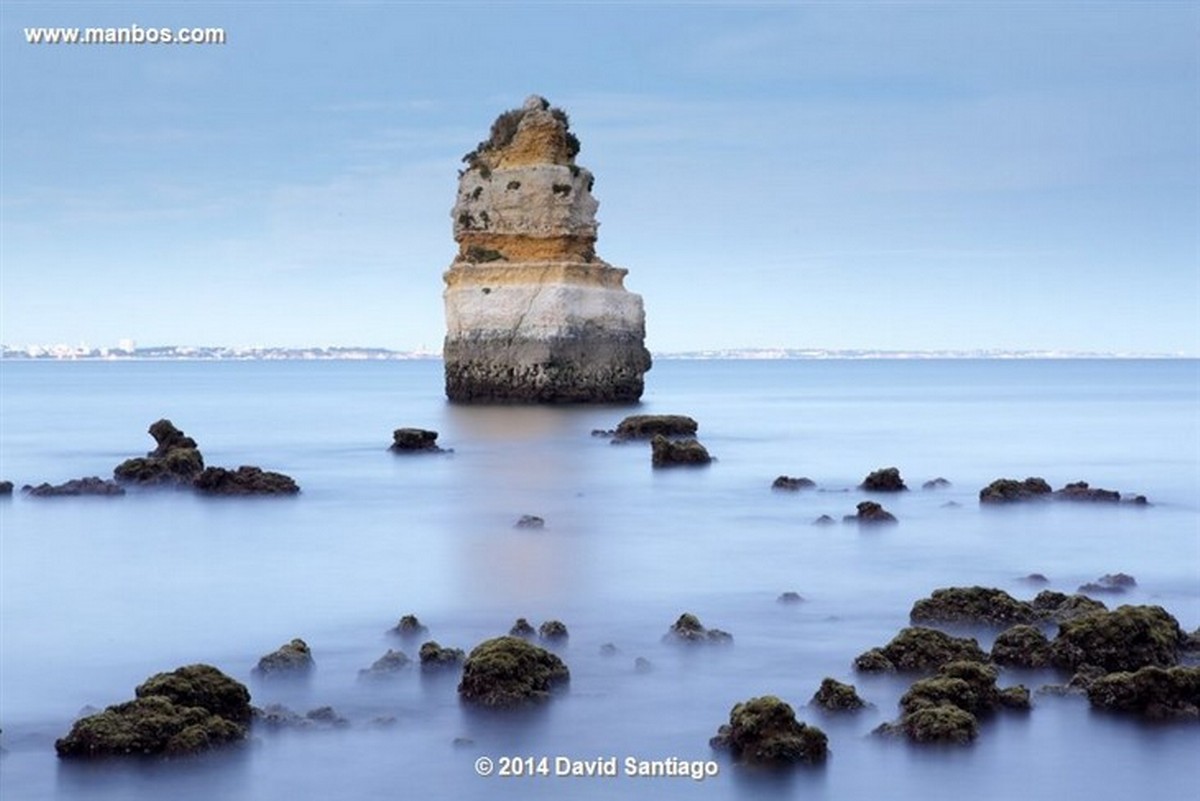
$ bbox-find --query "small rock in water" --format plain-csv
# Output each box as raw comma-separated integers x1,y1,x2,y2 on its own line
194,466,299,496
650,435,712,467
253,639,314,678
812,514,837,526
710,695,828,766
663,613,732,645
599,643,619,657
979,477,1052,504
509,618,537,638
1020,573,1050,585
358,649,411,680
772,475,815,491
538,620,569,642
634,657,653,673
515,514,545,529
419,641,465,672
457,636,569,708
611,414,698,442
922,477,952,490
777,592,805,604
24,477,125,497
0,480,15,496
860,467,907,492
844,501,898,525
810,678,869,712
390,428,448,454
1077,573,1137,594
391,614,428,638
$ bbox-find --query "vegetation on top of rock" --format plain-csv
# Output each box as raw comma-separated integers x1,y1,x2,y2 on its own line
843,500,897,524
772,475,815,491
991,624,1053,668
24,477,125,497
650,436,712,467
1049,605,1185,673
810,678,868,711
419,641,465,671
709,695,828,766
854,627,988,673
1085,665,1200,720
611,414,699,441
391,614,428,638
909,586,1038,626
113,419,204,486
979,477,1052,504
194,466,299,496
457,635,570,708
253,639,314,678
55,664,250,759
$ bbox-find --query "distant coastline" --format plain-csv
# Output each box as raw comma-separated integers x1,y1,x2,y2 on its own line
0,344,1192,361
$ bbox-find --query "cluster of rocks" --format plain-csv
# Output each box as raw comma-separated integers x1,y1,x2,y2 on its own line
442,95,651,403
596,414,713,467
979,477,1147,505
21,419,299,499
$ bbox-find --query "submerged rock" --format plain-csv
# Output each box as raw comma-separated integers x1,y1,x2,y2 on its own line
922,478,952,490
650,435,712,467
1086,665,1200,720
193,466,299,496
1049,605,1185,673
883,661,1029,746
1031,590,1108,623
0,480,12,496
113,419,205,486
389,428,448,454
991,624,1053,668
1077,573,1137,594
709,696,828,766
854,627,988,673
391,614,429,638
812,514,837,526
443,95,651,403
509,618,537,639
909,587,1037,626
24,477,124,497
663,613,732,645
254,704,348,730
777,592,805,604
358,649,411,680
55,664,250,758
514,514,545,529
457,636,570,708
978,477,1052,504
810,678,868,712
843,501,897,525
1054,481,1119,503
611,414,698,442
772,475,816,491
538,620,569,642
890,703,978,744
253,639,314,678
419,641,465,672
860,467,907,492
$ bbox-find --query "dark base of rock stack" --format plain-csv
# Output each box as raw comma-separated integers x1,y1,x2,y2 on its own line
444,335,650,403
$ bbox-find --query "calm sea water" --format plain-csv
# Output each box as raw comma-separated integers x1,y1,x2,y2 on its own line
1,359,1197,800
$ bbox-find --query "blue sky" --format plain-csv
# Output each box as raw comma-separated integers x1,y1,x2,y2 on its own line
1,2,1197,354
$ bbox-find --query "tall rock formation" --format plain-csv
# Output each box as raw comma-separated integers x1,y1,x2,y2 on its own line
443,95,651,403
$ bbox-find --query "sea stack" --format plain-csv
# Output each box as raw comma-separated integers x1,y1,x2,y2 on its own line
442,95,651,403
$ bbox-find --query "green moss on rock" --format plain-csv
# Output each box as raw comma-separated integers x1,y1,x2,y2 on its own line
457,636,569,707
855,627,988,673
910,586,1037,626
811,678,868,711
991,624,1052,668
710,696,828,766
1086,665,1200,720
1049,605,1185,673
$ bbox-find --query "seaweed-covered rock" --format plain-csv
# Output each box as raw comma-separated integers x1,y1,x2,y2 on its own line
896,704,978,744
135,664,252,725
1049,605,1185,673
843,501,897,525
663,613,732,645
419,641,465,672
999,685,1032,709
709,696,828,766
194,466,299,496
910,586,1037,626
391,614,428,638
853,648,897,673
389,428,448,453
991,624,1052,668
900,662,1003,717
113,419,205,486
509,618,537,638
253,704,348,730
1086,666,1200,720
24,477,125,497
978,477,1052,504
1054,481,1119,503
811,678,868,711
358,649,411,680
772,475,815,491
612,415,698,442
860,467,907,492
922,478,951,490
538,620,569,642
457,636,570,708
253,639,314,678
854,627,988,673
55,664,250,758
650,435,712,467
1078,573,1137,594
1032,590,1107,623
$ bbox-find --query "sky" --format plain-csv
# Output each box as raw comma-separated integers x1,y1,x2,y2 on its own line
1,2,1197,355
